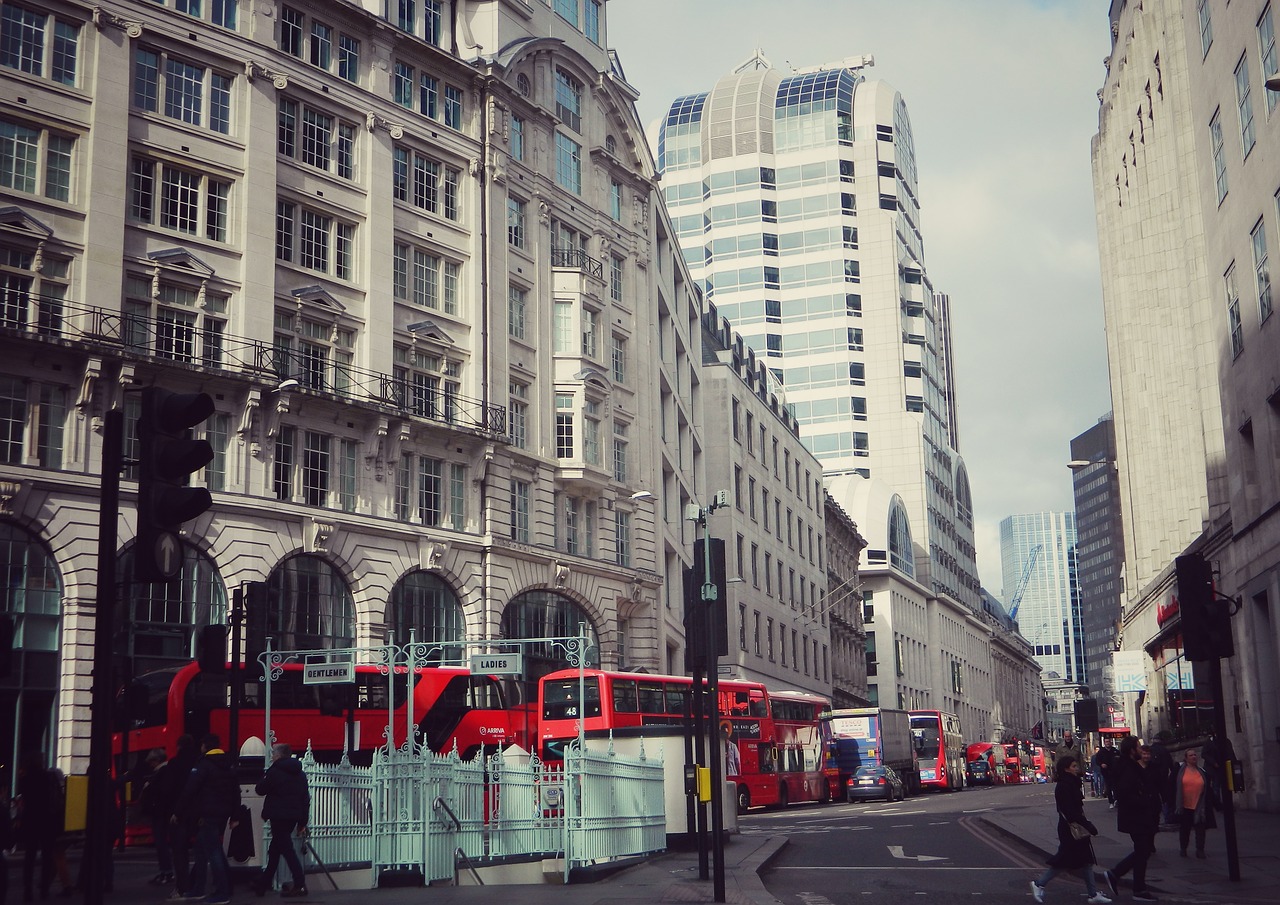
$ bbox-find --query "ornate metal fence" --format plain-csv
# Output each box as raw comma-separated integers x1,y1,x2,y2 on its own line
294,748,375,870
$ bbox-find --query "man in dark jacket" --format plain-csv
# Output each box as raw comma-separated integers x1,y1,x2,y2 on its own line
175,734,240,905
1103,738,1161,902
253,744,311,898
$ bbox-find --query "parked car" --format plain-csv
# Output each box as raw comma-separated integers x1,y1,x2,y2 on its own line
965,759,994,786
846,764,906,802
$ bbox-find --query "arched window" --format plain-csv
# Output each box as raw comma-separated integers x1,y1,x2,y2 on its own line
500,591,598,683
1,521,63,777
888,498,915,579
388,570,464,661
266,555,354,650
118,543,226,673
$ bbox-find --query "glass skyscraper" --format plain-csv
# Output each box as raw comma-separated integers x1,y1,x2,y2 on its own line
999,512,1085,686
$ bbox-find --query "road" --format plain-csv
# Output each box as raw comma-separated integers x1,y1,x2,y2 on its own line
749,783,1092,905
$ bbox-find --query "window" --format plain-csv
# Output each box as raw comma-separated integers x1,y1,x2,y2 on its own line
444,84,463,129
278,99,357,180
393,0,415,33
420,74,438,119
1,3,78,84
510,479,530,542
612,420,628,482
1198,0,1213,58
276,201,354,279
555,133,582,194
511,114,524,161
556,393,575,458
509,381,528,449
615,510,631,567
507,196,527,248
391,345,458,422
0,375,67,468
274,310,354,393
553,301,573,352
1226,264,1242,355
124,275,228,366
583,400,601,466
391,146,461,221
1,117,73,202
584,0,600,44
1236,54,1257,156
610,254,624,303
1262,6,1279,113
508,283,527,339
338,34,359,83
129,156,231,242
611,335,626,383
1210,109,1228,203
581,307,599,357
1253,218,1272,322
279,5,303,55
609,179,622,220
556,69,583,133
202,412,230,493
391,242,459,314
133,47,233,135
1,244,70,338
393,62,414,108
553,0,578,29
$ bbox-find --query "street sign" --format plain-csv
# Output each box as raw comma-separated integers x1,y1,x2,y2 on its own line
153,530,183,579
303,661,355,685
469,652,523,675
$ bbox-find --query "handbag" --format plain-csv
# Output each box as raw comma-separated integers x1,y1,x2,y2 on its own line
1060,812,1092,840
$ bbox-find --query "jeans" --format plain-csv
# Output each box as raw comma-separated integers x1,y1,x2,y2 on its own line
1112,831,1155,892
187,817,230,899
262,819,307,890
1177,812,1207,854
1036,865,1099,896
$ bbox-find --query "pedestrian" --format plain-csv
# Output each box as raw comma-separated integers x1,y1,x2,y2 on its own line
163,734,200,899
252,743,310,898
15,752,56,902
134,749,174,887
175,733,240,905
1054,732,1084,777
1103,737,1160,902
1089,749,1105,798
1030,756,1111,903
1096,744,1117,806
1148,732,1175,825
1172,749,1215,858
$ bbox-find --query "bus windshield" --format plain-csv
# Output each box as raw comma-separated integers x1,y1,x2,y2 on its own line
541,677,601,720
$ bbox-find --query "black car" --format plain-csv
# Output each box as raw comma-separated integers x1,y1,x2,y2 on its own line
965,759,994,786
846,764,906,802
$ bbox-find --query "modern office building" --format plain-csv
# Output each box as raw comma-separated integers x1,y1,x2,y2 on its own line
999,513,1084,687
1068,415,1123,707
1094,0,1280,809
0,0,693,774
654,53,980,612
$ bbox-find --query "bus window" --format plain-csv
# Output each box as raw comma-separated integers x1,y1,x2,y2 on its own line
749,689,768,717
541,677,601,720
468,675,506,710
612,679,638,713
665,686,689,717
637,681,666,714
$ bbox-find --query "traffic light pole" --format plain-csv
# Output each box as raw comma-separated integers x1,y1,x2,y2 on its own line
1208,655,1240,881
85,409,123,905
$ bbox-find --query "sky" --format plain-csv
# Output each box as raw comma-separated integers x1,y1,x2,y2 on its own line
606,0,1115,598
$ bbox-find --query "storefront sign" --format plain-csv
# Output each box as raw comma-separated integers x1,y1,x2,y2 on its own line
1112,650,1147,693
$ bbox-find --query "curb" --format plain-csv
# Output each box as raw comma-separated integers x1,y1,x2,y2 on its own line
976,815,1053,861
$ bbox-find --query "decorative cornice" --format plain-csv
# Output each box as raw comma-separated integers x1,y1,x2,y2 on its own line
92,6,143,37
366,112,405,140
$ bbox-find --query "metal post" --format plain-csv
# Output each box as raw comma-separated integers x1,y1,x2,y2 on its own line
1208,656,1240,881
85,409,122,905
228,585,244,757
700,507,725,904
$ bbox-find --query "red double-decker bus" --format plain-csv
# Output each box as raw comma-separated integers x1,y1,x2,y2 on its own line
112,660,522,770
908,710,966,792
536,668,832,812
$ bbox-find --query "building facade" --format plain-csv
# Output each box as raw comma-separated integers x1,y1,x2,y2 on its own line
999,513,1085,687
825,489,869,709
0,0,685,774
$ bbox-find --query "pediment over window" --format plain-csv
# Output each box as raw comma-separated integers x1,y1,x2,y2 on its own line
407,319,454,346
0,206,54,239
574,367,611,389
148,247,215,279
291,284,346,312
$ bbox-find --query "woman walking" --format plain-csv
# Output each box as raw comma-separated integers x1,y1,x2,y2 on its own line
1104,738,1161,902
1172,749,1215,858
1030,756,1111,903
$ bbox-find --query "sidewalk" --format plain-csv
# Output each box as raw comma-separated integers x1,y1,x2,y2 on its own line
978,789,1280,904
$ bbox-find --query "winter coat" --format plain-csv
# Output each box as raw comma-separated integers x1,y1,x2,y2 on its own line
157,746,200,821
177,749,241,822
1113,757,1160,836
1046,772,1097,869
1172,763,1217,829
256,756,311,823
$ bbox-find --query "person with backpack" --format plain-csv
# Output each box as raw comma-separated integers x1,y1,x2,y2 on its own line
252,744,311,898
175,734,240,905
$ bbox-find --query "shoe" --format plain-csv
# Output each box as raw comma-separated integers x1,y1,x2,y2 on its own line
1132,891,1158,902
281,888,309,899
1103,869,1118,897
1109,802,1116,809
1030,882,1045,903
150,874,170,887
1087,895,1112,904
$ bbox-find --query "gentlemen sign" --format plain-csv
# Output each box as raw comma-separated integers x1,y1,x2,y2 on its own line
303,661,355,685
469,652,523,675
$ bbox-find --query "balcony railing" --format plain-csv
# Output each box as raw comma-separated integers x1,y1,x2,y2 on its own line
551,246,604,280
0,293,507,436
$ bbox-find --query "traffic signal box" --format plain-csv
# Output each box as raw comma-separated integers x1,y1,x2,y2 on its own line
683,537,728,672
135,387,215,583
1175,552,1235,661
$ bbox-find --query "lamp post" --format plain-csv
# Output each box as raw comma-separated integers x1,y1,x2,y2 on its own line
687,492,728,903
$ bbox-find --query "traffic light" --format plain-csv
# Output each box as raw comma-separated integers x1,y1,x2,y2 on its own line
1175,553,1235,661
197,623,228,673
683,537,728,672
134,387,215,583
243,581,270,670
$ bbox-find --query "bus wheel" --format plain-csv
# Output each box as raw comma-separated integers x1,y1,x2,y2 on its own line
736,787,750,814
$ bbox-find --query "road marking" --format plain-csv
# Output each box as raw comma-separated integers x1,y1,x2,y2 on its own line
888,845,946,862
772,866,1033,871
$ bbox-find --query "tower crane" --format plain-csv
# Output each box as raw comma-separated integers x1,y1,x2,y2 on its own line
1007,544,1043,623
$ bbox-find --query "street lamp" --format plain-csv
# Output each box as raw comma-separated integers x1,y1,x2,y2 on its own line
686,491,728,903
